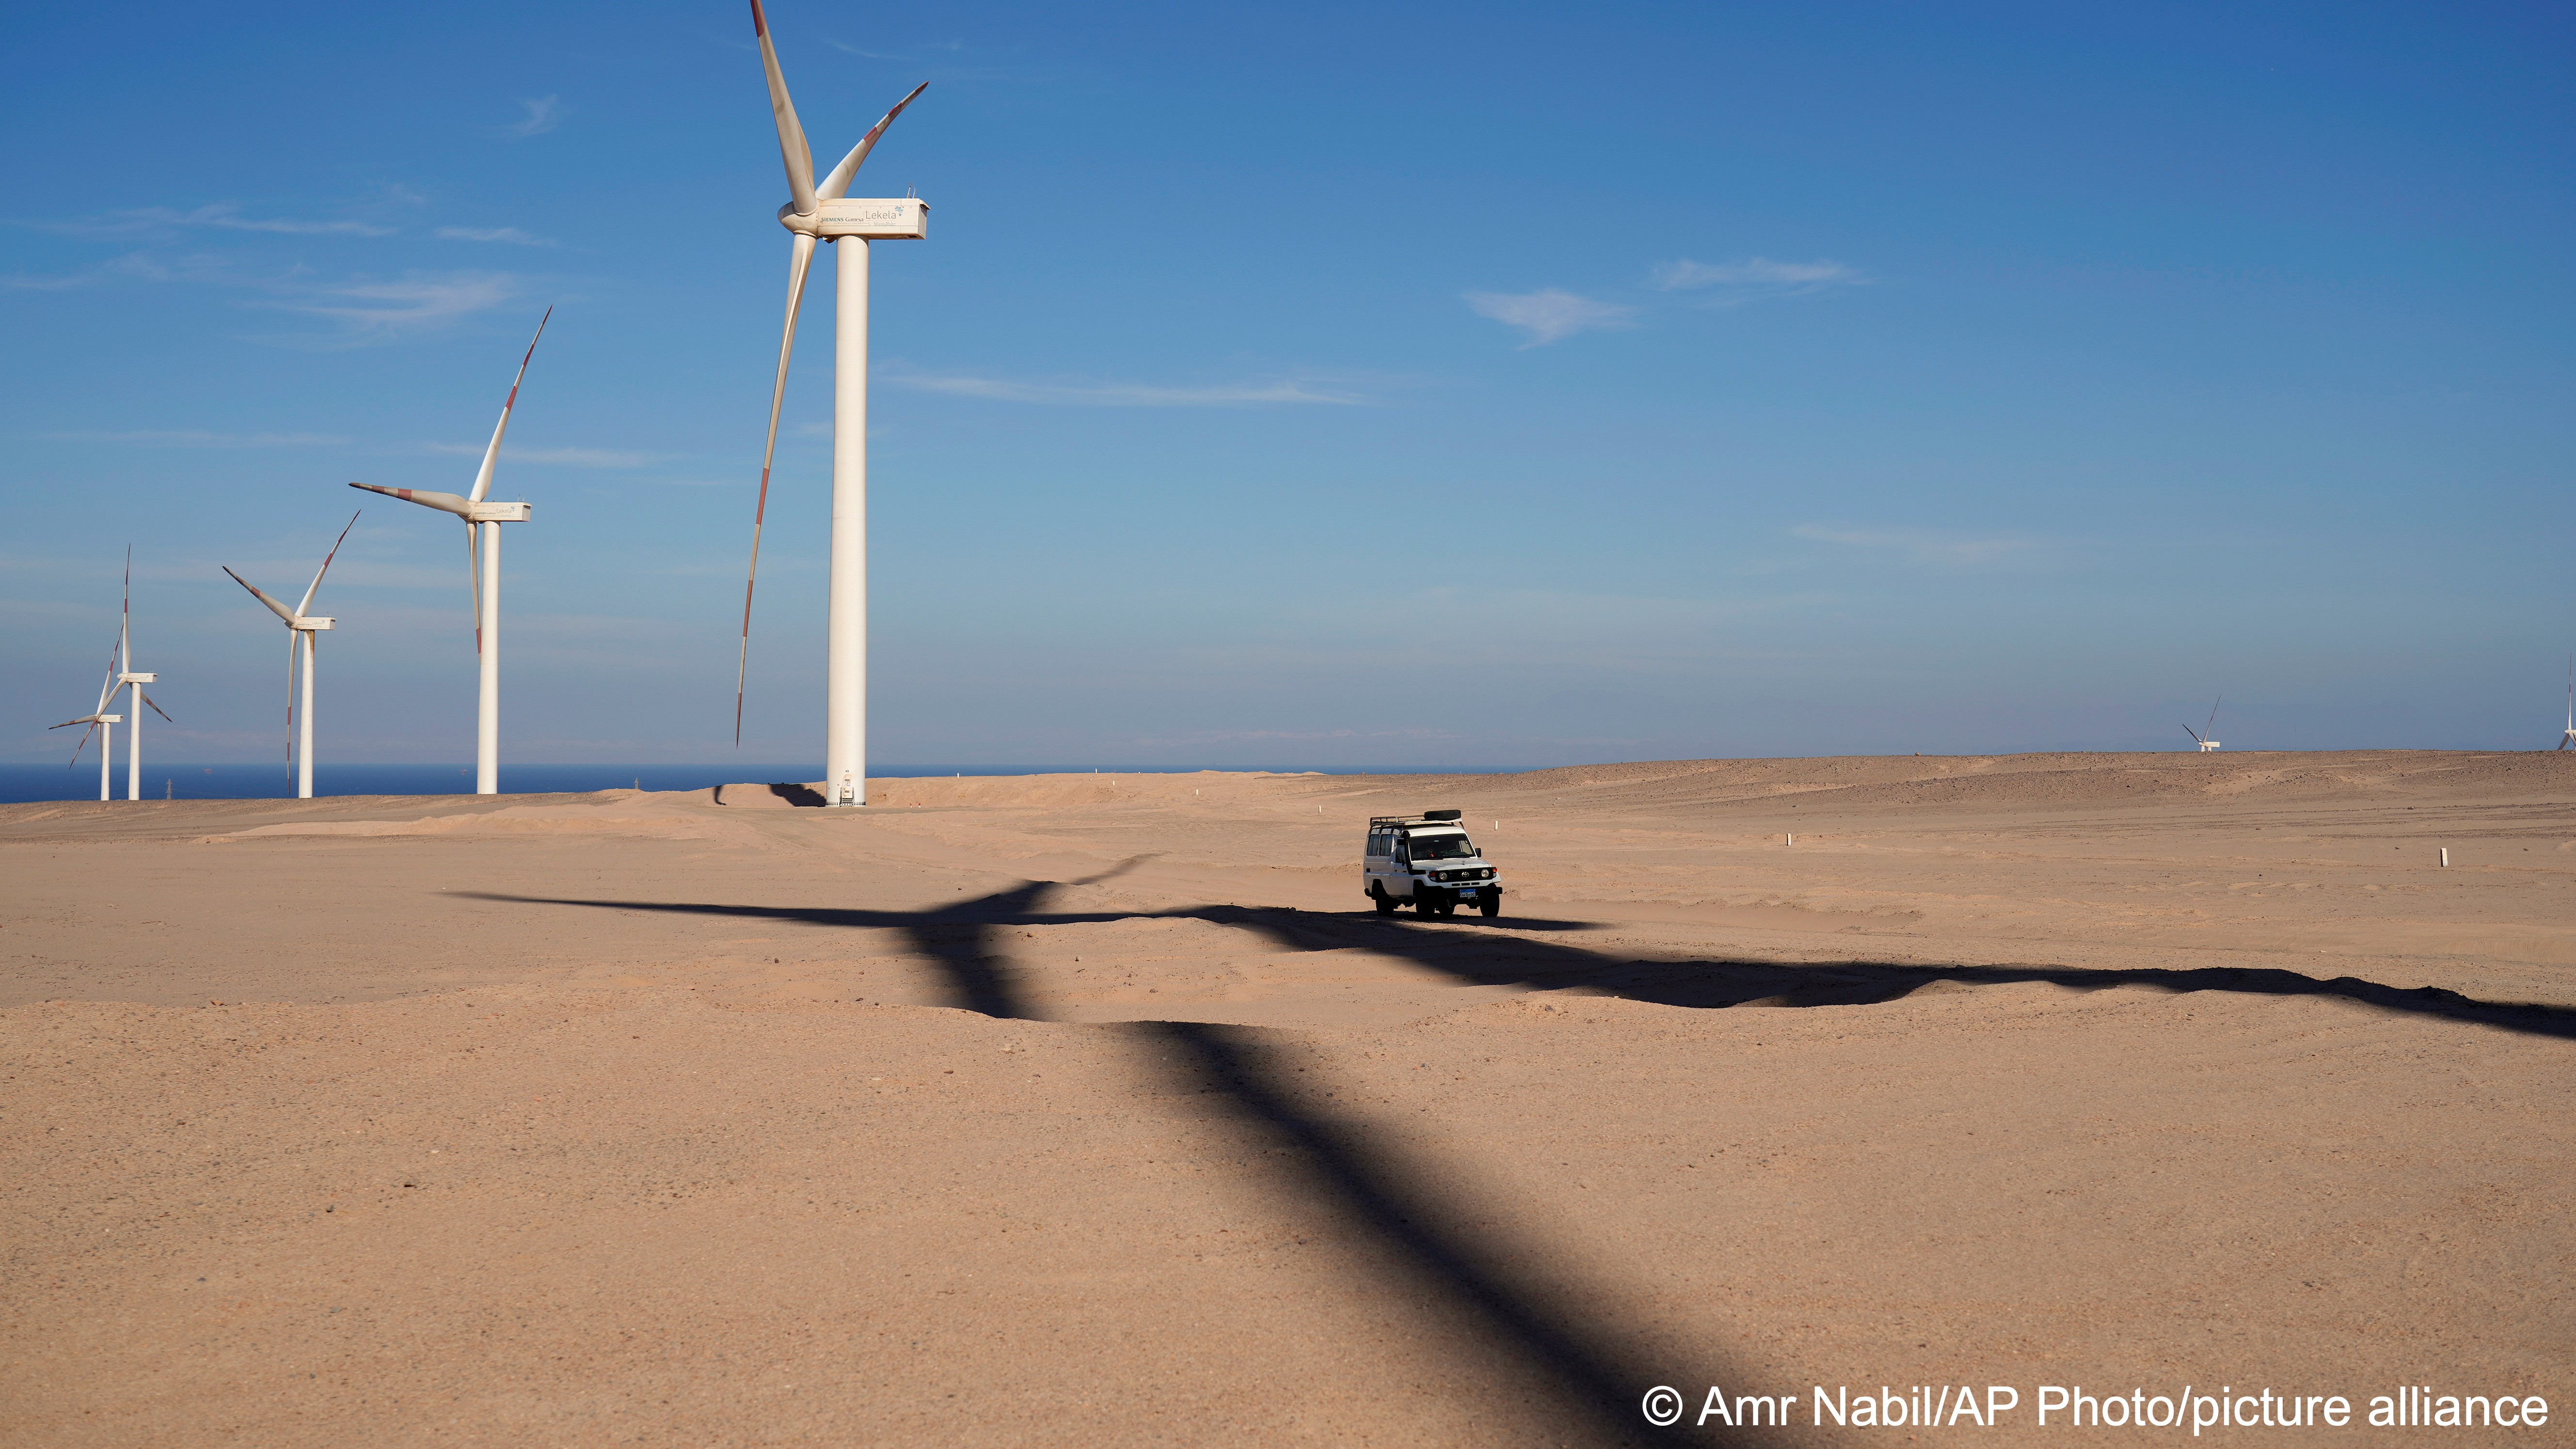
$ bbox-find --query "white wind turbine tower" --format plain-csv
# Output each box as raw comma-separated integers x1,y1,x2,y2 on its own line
733,0,930,809
351,310,547,795
223,513,358,800
2183,695,2223,752
49,631,127,803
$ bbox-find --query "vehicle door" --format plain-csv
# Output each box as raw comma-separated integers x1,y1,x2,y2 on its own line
1388,833,1415,897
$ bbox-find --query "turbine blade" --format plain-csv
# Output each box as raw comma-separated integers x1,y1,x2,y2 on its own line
750,0,819,215
737,231,817,745
92,635,119,713
64,720,98,767
140,690,174,724
120,545,132,674
350,481,475,519
49,716,99,730
298,510,362,616
2206,694,2222,732
224,567,300,626
816,81,929,200
2183,724,2201,743
468,308,551,504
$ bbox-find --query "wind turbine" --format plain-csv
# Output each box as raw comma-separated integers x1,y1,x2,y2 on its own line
108,548,171,800
734,0,930,809
2557,657,2575,751
2183,695,2223,753
48,633,125,803
350,310,546,795
223,512,357,800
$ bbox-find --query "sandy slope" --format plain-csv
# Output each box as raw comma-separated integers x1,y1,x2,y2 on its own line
3,752,2571,1446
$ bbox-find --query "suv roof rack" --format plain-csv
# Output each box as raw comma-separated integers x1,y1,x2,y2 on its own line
1368,810,1466,830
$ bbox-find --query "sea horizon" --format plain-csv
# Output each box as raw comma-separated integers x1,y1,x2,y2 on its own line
0,761,1541,804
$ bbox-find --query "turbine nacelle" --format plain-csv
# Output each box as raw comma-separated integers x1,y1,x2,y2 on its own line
350,483,531,523
118,671,157,685
779,198,930,240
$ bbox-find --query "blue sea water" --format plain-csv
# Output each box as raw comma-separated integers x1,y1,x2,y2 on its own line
0,762,828,803
0,762,1506,803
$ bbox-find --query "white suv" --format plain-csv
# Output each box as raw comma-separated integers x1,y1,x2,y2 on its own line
1364,810,1503,918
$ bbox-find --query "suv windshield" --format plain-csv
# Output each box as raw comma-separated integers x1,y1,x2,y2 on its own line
1407,833,1478,860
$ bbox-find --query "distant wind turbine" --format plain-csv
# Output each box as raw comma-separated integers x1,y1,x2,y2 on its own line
2183,696,2223,753
2558,657,2575,752
48,629,126,803
351,310,547,794
734,0,931,808
106,548,171,799
223,512,357,800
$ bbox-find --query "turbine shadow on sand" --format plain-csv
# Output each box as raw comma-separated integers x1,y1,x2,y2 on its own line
472,872,2574,1443
472,870,1763,1448
475,884,2576,1045
1192,907,2576,1042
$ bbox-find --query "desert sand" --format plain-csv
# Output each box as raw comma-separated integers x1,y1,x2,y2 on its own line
4,750,2572,1446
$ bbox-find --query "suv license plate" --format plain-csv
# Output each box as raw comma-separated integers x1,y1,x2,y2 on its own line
1456,888,1479,898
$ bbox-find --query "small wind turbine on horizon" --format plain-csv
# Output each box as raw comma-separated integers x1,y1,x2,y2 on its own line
2183,696,2223,752
2557,657,2575,752
223,512,358,800
733,0,932,809
49,621,129,803
49,551,174,801
351,310,547,795
108,549,171,798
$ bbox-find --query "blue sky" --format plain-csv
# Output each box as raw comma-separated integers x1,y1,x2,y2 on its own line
5,0,2570,769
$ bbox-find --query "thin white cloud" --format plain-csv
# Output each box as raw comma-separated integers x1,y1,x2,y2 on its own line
1,268,102,291
16,203,396,240
5,249,523,346
1651,256,1867,302
40,429,349,448
885,372,1363,406
1129,727,1460,746
503,96,565,138
268,271,523,341
1793,525,2036,567
1463,289,1638,347
436,226,554,247
424,442,656,468
824,37,963,57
